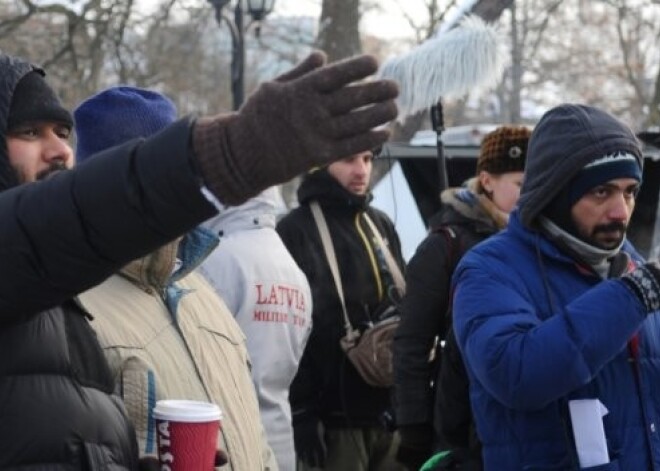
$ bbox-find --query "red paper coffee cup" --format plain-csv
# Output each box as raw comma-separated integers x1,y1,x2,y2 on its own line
153,399,222,471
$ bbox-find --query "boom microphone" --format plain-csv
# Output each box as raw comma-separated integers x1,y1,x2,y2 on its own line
378,15,507,121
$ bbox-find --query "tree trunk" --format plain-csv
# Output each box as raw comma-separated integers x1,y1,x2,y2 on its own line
316,0,362,62
509,0,522,123
470,0,514,21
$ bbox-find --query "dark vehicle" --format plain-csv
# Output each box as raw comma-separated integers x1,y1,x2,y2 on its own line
378,127,660,258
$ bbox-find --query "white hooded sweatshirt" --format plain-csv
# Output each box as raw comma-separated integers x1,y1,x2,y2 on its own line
200,187,312,471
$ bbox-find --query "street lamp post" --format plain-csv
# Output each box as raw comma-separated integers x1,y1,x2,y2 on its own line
208,0,276,110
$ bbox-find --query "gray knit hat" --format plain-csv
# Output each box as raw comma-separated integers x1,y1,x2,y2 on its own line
518,104,643,228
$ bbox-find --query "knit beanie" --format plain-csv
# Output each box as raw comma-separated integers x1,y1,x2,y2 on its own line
476,125,531,174
7,71,73,130
74,86,177,163
518,104,643,228
543,151,642,235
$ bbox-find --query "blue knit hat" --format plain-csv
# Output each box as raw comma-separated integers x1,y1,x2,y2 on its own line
74,86,177,163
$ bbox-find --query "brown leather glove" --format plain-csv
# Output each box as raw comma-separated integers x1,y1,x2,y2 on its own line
192,51,398,205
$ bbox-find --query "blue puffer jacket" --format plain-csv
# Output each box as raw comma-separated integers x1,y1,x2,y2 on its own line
453,211,660,470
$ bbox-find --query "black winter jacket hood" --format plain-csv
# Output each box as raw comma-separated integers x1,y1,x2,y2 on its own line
297,167,372,210
0,54,37,191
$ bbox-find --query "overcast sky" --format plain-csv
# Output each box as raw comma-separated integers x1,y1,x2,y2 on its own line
263,0,430,39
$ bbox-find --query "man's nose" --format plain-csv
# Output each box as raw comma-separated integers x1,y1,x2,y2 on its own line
43,132,73,166
355,160,368,175
608,193,631,221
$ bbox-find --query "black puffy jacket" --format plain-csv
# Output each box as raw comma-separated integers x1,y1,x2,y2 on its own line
0,54,216,468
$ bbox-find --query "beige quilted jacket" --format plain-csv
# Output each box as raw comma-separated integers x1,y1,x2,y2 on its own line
79,239,277,471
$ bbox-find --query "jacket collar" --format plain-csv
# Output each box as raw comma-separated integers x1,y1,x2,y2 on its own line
120,226,219,292
509,210,642,271
203,186,281,236
297,168,371,210
440,178,508,231
538,216,623,271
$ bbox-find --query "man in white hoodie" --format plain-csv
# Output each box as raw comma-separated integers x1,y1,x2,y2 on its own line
200,188,313,471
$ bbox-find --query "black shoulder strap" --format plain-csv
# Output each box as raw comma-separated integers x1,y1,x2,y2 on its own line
431,225,465,343
432,225,462,275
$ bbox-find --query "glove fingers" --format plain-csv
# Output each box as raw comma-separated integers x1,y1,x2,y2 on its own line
319,129,392,163
275,51,327,83
326,101,397,139
309,54,379,93
327,80,399,116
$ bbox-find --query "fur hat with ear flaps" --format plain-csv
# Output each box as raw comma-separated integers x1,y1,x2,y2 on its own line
477,125,531,175
517,103,643,229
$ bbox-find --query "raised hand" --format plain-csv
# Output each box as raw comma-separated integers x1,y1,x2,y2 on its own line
192,51,399,206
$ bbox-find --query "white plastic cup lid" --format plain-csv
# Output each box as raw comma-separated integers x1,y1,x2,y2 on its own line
153,399,222,423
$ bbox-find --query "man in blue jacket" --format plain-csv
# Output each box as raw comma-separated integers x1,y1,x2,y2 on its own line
0,51,397,469
453,103,660,470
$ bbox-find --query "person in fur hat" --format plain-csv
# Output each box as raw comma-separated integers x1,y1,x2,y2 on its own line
393,125,531,470
452,104,660,469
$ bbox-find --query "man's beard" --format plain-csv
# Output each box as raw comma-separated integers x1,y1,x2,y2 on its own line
36,161,68,181
589,221,628,249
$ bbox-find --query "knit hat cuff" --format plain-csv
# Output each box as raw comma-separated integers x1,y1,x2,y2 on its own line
568,152,642,205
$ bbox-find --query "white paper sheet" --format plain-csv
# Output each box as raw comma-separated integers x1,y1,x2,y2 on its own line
568,399,610,468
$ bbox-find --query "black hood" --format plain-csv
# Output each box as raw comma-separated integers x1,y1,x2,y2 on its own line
297,168,371,210
0,54,40,192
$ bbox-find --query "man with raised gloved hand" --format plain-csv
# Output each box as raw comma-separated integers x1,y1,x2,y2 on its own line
452,104,660,470
0,50,397,469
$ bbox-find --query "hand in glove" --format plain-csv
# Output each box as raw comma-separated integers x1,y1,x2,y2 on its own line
138,450,228,470
193,51,399,206
621,261,660,312
396,423,434,470
293,418,326,468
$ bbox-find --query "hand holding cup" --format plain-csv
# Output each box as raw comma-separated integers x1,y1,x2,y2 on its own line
153,399,223,470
